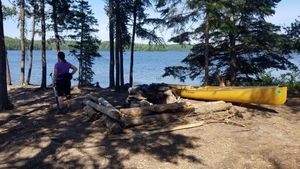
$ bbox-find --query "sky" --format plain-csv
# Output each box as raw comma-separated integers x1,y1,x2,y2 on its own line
2,0,300,43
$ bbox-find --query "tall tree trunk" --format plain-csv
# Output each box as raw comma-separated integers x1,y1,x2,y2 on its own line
120,30,124,87
229,32,237,86
40,0,47,88
0,1,12,111
115,33,120,91
109,0,115,88
27,3,36,85
51,0,61,52
115,2,120,91
19,0,26,85
129,3,137,87
6,53,11,85
204,11,209,86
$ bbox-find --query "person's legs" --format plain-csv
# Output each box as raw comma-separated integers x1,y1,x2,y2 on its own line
56,80,66,112
58,96,64,109
65,80,72,111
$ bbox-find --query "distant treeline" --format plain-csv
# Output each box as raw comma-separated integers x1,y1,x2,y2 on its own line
4,36,192,51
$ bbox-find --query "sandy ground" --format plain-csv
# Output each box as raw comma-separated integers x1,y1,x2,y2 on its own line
0,85,299,169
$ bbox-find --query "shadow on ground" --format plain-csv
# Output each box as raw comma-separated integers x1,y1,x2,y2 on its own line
0,86,203,168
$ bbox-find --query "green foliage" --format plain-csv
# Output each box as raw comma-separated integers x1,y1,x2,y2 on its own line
4,36,191,51
160,0,299,85
67,0,100,86
2,5,17,20
286,18,300,52
245,71,300,92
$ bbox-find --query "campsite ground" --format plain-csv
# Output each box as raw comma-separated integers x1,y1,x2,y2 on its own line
0,85,299,168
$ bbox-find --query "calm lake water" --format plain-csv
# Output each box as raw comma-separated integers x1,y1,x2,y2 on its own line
7,50,300,87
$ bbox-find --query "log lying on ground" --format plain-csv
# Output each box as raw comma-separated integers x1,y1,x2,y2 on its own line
121,113,179,127
109,121,205,140
120,102,194,117
83,105,99,120
100,115,123,134
83,96,123,134
190,101,233,114
86,94,99,103
83,100,120,121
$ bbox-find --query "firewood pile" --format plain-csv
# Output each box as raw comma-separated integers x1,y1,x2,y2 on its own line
82,84,246,138
126,83,179,107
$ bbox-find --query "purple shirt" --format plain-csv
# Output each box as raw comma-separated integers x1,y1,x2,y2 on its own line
55,62,71,80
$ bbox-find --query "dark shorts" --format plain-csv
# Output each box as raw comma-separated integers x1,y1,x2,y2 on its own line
56,79,71,98
56,73,73,98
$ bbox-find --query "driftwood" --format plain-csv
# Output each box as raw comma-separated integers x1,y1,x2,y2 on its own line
83,96,123,134
121,113,179,127
120,102,194,117
86,94,99,103
83,106,99,120
190,101,233,114
127,84,179,106
83,100,120,121
100,115,123,134
109,121,205,140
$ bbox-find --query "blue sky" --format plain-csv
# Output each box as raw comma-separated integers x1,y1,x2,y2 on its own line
2,0,300,43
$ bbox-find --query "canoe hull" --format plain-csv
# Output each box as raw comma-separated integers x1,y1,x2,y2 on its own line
173,86,287,105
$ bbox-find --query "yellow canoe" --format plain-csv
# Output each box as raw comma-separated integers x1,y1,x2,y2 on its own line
170,85,287,105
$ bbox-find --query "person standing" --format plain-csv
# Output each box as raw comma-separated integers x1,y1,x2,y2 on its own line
54,51,77,112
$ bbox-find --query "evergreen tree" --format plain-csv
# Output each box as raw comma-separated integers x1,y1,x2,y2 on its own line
40,0,47,88
2,5,16,85
68,0,100,87
129,0,164,86
26,0,38,85
47,0,71,52
105,0,115,88
286,18,300,52
19,0,26,85
114,0,131,90
161,0,298,85
0,0,13,111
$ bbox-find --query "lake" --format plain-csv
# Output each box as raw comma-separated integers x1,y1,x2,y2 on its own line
6,50,300,87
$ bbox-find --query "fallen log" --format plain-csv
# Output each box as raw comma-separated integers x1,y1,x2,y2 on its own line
127,95,147,101
98,97,114,108
109,121,205,140
86,94,99,103
120,102,194,117
83,105,99,121
101,115,123,134
83,100,120,121
121,113,179,127
190,101,233,114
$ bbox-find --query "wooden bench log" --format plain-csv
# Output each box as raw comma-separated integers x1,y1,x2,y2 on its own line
83,105,99,120
191,101,233,114
127,95,147,101
121,113,179,127
83,100,120,121
101,115,123,134
86,94,99,103
120,102,194,117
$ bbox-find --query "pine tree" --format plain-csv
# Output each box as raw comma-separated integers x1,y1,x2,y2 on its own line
0,0,13,111
26,0,38,85
2,5,16,85
68,0,100,87
129,0,163,86
40,0,47,88
106,0,115,88
286,18,300,52
19,0,26,85
48,0,72,52
161,0,298,85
